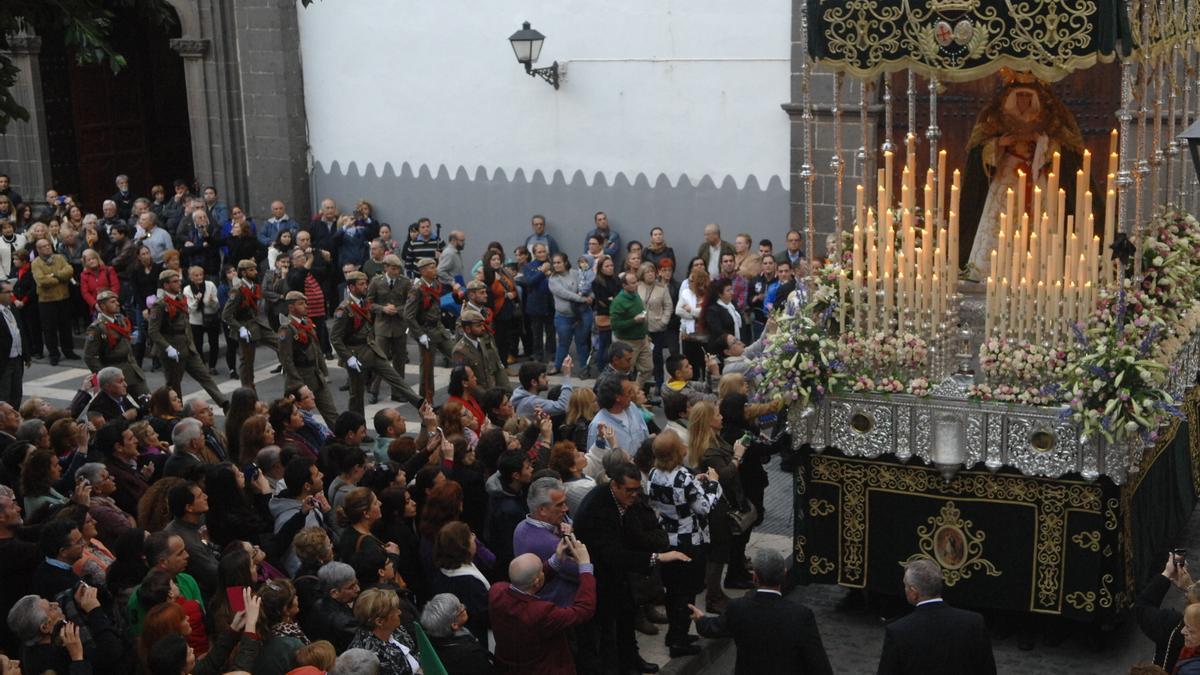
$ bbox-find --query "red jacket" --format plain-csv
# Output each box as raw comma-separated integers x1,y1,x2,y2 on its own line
80,264,119,312
489,567,596,674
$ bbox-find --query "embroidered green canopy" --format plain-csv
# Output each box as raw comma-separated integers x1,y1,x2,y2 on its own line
805,0,1194,82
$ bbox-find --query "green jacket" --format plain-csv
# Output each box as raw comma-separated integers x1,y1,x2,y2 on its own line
610,289,647,341
127,571,204,634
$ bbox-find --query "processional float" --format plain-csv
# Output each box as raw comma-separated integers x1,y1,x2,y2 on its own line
772,0,1200,620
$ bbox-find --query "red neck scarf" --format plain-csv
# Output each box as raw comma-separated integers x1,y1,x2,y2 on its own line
163,295,189,320
103,316,132,348
239,283,261,309
419,282,441,312
291,317,315,345
349,299,372,330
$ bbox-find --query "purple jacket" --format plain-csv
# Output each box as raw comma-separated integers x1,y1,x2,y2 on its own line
513,517,579,607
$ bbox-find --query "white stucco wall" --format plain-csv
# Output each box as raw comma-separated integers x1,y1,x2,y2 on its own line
296,0,791,189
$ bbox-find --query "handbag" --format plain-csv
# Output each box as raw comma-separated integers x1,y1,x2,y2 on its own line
726,496,759,536
595,313,612,329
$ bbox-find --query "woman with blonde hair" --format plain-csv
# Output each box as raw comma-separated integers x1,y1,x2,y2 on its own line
559,387,598,450
79,247,119,316
648,430,721,653
130,420,170,455
348,588,420,674
717,372,779,420
686,400,747,614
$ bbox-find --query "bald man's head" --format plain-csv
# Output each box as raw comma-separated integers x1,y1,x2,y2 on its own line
508,553,545,592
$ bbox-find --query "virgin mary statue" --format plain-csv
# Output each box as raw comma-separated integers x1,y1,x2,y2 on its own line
958,70,1092,278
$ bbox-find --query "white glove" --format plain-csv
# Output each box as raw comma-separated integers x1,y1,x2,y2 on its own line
419,335,430,349
239,326,251,342
347,356,362,371
165,346,180,361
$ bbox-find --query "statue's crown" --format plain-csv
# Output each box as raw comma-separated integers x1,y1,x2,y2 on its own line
930,0,978,12
999,67,1040,86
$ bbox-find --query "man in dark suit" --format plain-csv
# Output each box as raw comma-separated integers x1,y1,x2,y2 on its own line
690,548,832,675
573,461,690,675
0,280,24,407
83,367,142,424
32,520,86,599
875,557,997,675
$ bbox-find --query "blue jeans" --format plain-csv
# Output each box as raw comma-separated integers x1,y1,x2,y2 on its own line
554,309,592,370
593,326,612,371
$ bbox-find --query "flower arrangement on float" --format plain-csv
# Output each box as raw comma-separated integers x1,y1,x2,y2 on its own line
752,208,1200,444
1054,209,1200,443
751,281,846,408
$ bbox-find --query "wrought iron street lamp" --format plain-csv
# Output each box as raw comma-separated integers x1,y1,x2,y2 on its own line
508,21,559,90
1181,118,1200,181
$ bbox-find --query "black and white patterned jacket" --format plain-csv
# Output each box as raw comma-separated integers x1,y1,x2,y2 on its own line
647,466,723,547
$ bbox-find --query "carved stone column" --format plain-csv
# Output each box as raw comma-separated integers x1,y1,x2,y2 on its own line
0,35,53,200
169,38,215,192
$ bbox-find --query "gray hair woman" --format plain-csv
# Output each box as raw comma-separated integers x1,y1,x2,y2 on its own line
303,561,359,653
420,593,495,673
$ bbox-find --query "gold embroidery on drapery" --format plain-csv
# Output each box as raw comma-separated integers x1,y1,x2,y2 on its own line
814,0,1129,82
900,501,1002,586
811,454,1102,610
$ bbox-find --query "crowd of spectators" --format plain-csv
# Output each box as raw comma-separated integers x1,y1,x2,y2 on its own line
0,172,818,675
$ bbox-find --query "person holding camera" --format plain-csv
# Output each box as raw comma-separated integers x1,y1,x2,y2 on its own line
489,533,596,674
1136,551,1200,672
8,594,103,675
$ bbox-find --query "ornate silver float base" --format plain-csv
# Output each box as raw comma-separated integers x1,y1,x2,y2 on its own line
787,282,1200,485
789,394,1118,482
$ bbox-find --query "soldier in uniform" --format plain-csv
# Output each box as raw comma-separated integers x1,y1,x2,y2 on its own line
221,259,280,390
330,270,423,418
405,257,455,402
463,279,493,331
279,290,338,427
84,290,149,399
148,269,230,410
366,253,412,404
453,309,510,391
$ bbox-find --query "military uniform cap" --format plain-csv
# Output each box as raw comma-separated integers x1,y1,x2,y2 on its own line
285,291,307,303
95,290,118,303
237,259,257,271
460,309,485,324
383,254,403,267
345,271,367,283
466,280,486,291
416,257,437,269
158,270,180,282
